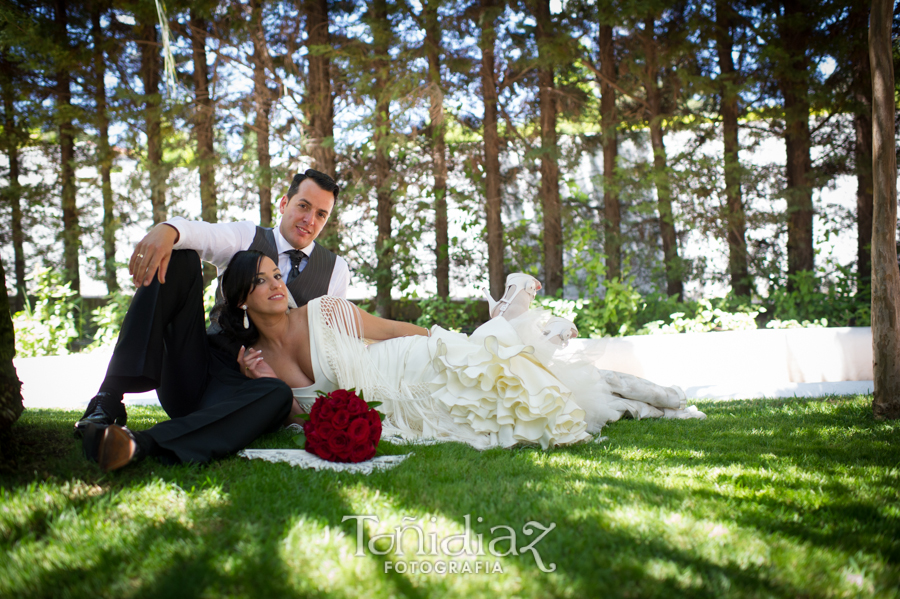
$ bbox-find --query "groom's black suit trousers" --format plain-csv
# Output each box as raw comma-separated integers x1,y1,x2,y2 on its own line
100,250,292,464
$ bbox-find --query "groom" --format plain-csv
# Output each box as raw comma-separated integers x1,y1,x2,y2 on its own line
76,169,349,468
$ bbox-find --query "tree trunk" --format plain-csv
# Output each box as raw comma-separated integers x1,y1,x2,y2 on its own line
92,4,117,294
599,23,621,282
777,0,814,281
0,256,24,437
535,0,563,296
480,0,504,300
643,17,683,300
425,0,450,299
851,0,874,291
0,57,26,312
869,0,900,420
372,0,393,319
138,18,166,224
715,0,750,296
250,0,274,227
56,0,79,295
190,12,217,226
305,0,340,251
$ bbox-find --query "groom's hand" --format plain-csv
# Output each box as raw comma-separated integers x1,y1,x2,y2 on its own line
129,224,179,287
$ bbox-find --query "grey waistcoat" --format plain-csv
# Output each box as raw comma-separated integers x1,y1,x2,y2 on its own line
210,227,337,334
245,227,336,307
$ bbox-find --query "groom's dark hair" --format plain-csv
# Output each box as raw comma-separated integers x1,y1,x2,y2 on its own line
286,169,340,206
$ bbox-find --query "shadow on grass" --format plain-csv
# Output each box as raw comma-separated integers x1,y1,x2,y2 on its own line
1,396,898,598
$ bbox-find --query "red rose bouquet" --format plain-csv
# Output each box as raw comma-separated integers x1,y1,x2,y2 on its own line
293,388,383,463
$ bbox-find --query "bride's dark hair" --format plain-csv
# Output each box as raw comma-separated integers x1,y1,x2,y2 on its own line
211,250,268,346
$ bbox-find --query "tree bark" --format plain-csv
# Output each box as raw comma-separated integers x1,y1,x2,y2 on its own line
138,18,166,224
425,0,450,299
304,0,340,251
869,0,900,420
535,0,563,296
715,0,750,296
305,0,336,176
851,0,874,290
0,57,26,312
0,256,24,437
92,4,118,294
250,0,274,227
372,0,393,319
643,17,683,300
777,0,814,281
56,0,80,295
599,23,621,282
480,0,504,301
190,12,217,226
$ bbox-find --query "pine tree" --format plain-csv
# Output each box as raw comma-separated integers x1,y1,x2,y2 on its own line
371,0,394,318
137,8,166,224
249,0,277,227
419,0,451,298
91,1,118,293
479,0,505,300
714,0,750,296
531,0,564,296
870,0,900,419
55,0,80,294
0,255,23,440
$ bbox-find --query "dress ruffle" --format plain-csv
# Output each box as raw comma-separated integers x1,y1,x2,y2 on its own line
428,318,590,450
299,297,703,452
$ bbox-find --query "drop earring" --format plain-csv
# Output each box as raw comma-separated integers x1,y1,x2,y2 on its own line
242,305,249,329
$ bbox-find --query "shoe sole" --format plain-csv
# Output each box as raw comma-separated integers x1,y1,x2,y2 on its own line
97,426,137,472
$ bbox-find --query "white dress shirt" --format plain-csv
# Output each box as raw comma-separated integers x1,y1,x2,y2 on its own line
166,217,350,298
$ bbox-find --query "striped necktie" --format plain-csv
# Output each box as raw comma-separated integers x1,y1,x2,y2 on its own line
286,250,307,284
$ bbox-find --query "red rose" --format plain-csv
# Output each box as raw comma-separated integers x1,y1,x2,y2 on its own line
316,446,335,461
367,411,382,443
316,421,335,439
327,430,351,455
348,396,369,416
347,418,371,445
331,409,351,430
330,389,351,402
316,401,335,424
350,443,376,462
329,390,350,410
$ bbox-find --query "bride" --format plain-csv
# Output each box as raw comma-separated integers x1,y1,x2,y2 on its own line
220,251,702,451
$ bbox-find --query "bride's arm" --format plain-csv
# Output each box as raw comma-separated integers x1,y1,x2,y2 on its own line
353,306,429,341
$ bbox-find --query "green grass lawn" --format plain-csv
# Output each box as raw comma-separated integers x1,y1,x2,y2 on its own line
1,395,898,598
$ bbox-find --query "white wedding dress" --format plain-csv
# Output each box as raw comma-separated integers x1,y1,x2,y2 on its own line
283,297,704,451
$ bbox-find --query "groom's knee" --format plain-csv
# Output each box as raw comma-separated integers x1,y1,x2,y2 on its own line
251,379,293,431
166,250,202,283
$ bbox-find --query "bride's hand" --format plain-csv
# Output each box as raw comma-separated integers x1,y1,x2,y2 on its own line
238,345,278,379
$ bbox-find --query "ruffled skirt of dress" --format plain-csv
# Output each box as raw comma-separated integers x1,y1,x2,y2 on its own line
309,297,702,451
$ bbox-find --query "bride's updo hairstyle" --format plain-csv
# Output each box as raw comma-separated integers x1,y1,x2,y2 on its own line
212,250,268,346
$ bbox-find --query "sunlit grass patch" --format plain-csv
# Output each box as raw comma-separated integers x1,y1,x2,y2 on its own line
1,395,898,598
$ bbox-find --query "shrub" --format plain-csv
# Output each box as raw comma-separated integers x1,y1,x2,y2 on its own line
12,268,81,357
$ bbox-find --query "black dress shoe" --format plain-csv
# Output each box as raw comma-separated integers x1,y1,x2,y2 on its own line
97,425,144,472
74,393,127,438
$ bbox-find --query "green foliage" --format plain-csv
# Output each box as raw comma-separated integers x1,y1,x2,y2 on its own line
765,268,870,328
533,267,869,339
87,291,133,351
415,296,483,333
12,268,81,358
